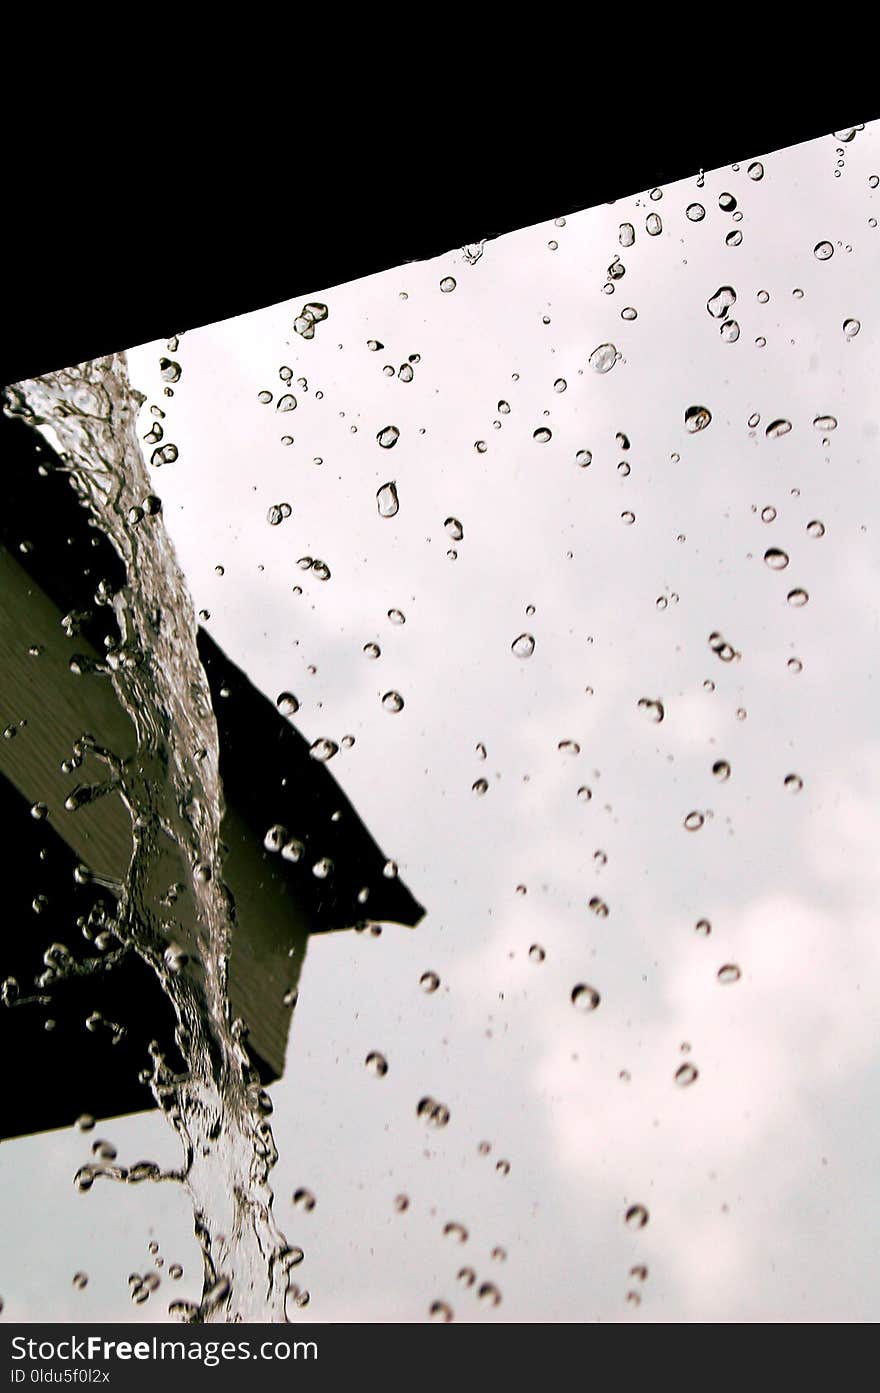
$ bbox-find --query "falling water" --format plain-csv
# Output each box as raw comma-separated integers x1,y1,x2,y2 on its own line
4,355,296,1322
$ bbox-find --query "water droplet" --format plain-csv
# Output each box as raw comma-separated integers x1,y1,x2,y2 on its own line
765,419,792,439
636,698,665,725
529,944,546,964
814,241,834,260
276,393,297,415
589,343,618,374
695,918,712,936
363,642,381,659
684,810,705,831
309,738,339,762
472,778,489,797
646,213,662,236
312,857,333,879
420,971,440,994
577,785,592,803
293,1187,316,1212
377,481,400,517
457,1267,476,1288
707,286,736,319
813,414,838,432
377,425,400,449
558,739,581,756
712,759,731,782
496,1159,511,1176
718,192,737,211
382,690,404,713
718,963,741,984
576,449,592,468
511,633,536,659
686,203,705,222
72,1272,88,1290
761,506,777,522
747,160,764,181
675,1063,699,1087
589,897,609,918
625,1204,649,1229
685,405,712,433
478,1282,502,1307
784,773,804,793
440,276,457,293
365,1051,388,1077
383,860,399,879
417,1097,451,1128
619,223,636,247
276,692,300,716
720,319,741,343
571,983,601,1013
388,608,406,625
398,363,414,383
394,1194,409,1212
787,588,809,607
621,510,636,525
533,427,552,443
429,1300,454,1322
764,547,790,570
443,1221,468,1243
725,230,743,247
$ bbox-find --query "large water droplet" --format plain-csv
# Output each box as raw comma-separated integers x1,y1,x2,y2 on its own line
511,633,536,659
276,692,300,716
440,277,457,293
571,983,601,1013
764,548,789,570
637,698,665,724
685,405,712,433
382,691,404,713
589,343,618,374
533,427,552,443
747,161,764,180
814,241,834,260
619,223,635,247
377,481,400,517
675,1063,699,1087
686,203,705,221
765,419,792,439
813,414,838,432
377,425,400,449
309,738,339,762
646,213,662,236
707,286,736,319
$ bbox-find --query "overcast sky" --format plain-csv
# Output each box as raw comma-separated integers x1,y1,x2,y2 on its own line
2,121,879,1324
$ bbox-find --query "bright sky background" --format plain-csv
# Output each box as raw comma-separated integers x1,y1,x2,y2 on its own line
2,122,879,1324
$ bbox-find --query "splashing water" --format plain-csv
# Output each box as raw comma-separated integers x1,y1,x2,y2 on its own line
4,355,296,1323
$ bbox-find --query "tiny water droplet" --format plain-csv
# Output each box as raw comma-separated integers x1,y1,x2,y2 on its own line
712,760,731,782
472,778,489,796
420,971,440,994
365,1051,389,1077
784,773,804,793
675,1063,699,1087
684,810,705,831
429,1301,453,1322
529,944,546,964
843,318,861,338
695,918,711,936
293,1188,316,1212
363,642,381,658
787,588,809,607
718,963,741,984
388,608,406,625
761,506,776,522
